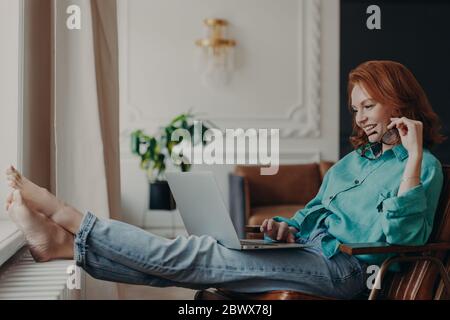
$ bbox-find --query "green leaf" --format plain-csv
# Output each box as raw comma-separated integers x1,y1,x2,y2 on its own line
131,112,211,179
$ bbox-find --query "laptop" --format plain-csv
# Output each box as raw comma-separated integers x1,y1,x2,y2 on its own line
166,171,311,250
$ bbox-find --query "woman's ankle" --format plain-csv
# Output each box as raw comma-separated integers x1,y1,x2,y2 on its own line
52,204,84,235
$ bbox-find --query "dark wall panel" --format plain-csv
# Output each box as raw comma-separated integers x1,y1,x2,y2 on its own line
340,0,450,164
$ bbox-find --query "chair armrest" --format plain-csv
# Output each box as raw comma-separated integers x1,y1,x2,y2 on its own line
339,242,450,255
244,226,450,256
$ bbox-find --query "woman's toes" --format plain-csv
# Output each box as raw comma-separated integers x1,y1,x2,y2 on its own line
12,189,23,205
9,165,20,175
7,174,19,181
8,180,20,189
6,171,22,190
6,166,14,175
4,167,60,217
6,166,20,178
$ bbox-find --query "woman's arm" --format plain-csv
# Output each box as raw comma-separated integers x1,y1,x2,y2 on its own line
398,153,422,196
381,117,444,245
388,117,424,196
379,164,443,245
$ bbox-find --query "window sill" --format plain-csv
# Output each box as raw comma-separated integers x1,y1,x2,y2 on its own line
0,219,25,268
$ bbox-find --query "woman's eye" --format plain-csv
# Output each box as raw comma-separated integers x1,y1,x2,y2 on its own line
351,109,357,113
364,105,375,109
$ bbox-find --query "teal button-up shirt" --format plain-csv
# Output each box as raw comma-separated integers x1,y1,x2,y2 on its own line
273,144,444,266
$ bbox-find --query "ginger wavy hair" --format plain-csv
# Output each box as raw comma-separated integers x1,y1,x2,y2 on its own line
348,60,446,150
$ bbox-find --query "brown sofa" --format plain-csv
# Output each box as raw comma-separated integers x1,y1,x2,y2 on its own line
229,161,334,238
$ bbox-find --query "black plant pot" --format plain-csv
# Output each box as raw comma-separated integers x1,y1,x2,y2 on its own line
149,180,176,210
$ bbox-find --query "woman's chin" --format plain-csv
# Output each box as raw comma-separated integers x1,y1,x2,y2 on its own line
367,134,380,143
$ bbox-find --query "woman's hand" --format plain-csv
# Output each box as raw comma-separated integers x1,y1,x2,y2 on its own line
387,117,423,157
260,219,298,243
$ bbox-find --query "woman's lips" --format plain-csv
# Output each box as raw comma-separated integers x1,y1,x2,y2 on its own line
365,124,378,136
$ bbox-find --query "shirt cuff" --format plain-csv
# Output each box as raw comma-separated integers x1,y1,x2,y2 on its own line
380,184,427,218
272,216,301,230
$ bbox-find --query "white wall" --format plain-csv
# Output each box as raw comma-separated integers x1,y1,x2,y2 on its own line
118,0,340,226
0,0,21,219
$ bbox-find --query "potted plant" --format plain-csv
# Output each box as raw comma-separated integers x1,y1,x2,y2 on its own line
131,112,211,210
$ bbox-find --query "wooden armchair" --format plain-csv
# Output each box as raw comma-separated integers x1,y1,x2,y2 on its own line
196,165,450,300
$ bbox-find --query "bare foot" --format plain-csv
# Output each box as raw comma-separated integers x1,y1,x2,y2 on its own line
6,166,84,234
6,165,63,217
7,190,74,262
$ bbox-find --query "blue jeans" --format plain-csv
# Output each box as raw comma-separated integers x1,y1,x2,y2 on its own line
74,212,369,299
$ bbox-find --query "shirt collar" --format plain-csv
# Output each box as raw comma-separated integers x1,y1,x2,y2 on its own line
359,143,409,161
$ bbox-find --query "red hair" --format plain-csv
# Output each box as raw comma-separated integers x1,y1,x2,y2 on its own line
348,60,446,149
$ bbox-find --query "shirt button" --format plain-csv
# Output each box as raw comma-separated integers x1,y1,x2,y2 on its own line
354,179,360,185
329,196,333,200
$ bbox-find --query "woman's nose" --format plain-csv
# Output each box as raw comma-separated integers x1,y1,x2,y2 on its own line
356,113,368,126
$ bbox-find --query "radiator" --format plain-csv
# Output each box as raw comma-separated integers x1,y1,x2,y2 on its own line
0,250,80,300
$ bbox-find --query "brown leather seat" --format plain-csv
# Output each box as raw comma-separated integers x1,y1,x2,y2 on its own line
197,165,450,300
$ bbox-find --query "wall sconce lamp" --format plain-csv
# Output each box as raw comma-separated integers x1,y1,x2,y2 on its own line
195,18,236,88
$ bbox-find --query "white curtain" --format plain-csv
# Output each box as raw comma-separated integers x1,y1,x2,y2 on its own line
0,0,20,221
53,0,121,299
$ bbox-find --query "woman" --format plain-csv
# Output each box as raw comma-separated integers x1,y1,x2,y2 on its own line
5,60,445,299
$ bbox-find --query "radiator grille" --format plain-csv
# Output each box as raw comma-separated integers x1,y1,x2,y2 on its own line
0,250,79,300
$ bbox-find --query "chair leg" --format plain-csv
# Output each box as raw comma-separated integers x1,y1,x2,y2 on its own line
368,256,396,300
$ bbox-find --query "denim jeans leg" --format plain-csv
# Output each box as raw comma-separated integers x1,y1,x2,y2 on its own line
74,213,211,290
74,212,368,299
83,250,213,290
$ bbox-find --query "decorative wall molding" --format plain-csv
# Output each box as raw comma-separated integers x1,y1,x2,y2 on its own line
118,0,322,143
121,145,320,165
